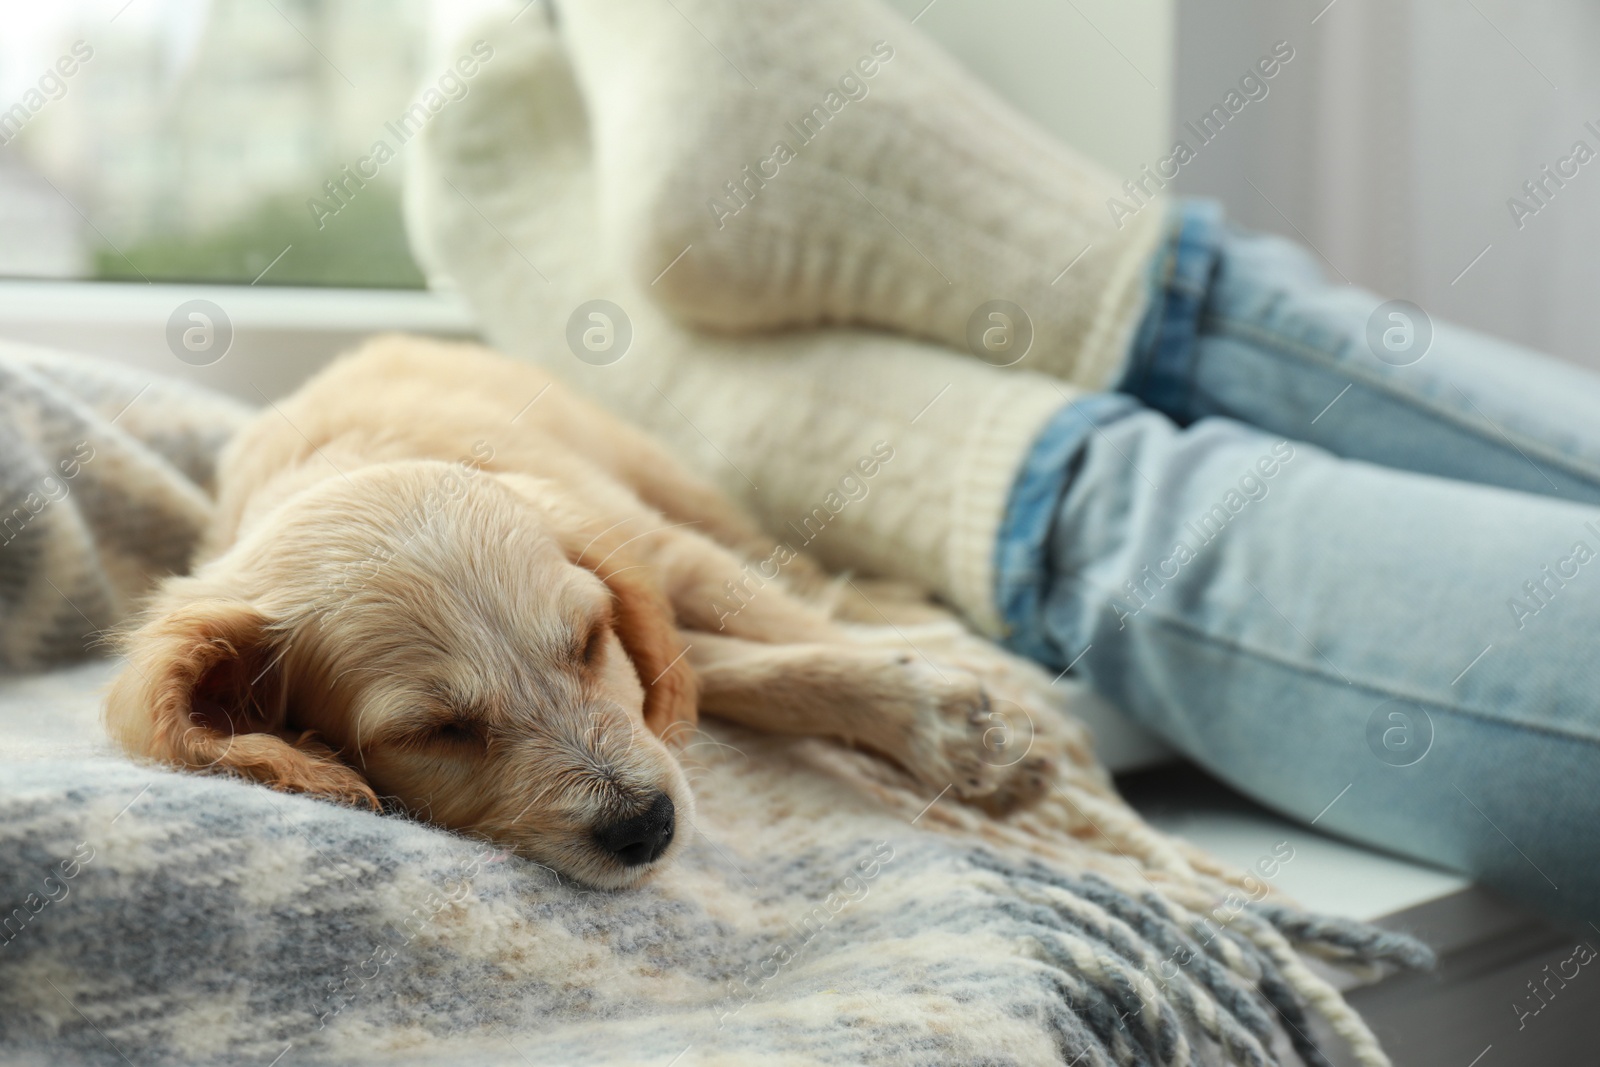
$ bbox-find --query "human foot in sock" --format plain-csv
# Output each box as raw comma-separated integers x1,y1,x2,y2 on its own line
552,0,1167,386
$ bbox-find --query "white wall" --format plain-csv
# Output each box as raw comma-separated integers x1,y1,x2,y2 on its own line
881,0,1173,177
1175,0,1600,371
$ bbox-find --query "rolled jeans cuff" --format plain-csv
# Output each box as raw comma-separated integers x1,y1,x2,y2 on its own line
993,391,1143,665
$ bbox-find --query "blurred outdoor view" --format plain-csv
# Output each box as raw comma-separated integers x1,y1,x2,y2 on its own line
0,0,486,288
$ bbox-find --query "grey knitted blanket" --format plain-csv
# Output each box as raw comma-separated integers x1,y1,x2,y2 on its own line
0,345,1430,1066
0,340,248,670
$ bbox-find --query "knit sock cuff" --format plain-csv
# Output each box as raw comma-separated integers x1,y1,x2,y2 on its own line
1071,199,1169,392
947,378,1080,635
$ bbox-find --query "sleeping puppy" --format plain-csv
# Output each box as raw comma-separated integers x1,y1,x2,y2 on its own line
106,336,1050,888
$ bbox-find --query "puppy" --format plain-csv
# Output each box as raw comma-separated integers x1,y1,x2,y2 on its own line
107,336,1048,888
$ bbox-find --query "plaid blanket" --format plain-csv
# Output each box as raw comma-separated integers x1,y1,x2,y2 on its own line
0,344,1429,1066
0,340,247,670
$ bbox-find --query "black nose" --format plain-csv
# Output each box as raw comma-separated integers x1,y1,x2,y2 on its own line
593,792,675,867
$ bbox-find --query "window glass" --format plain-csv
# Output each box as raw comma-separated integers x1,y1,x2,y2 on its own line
0,0,448,287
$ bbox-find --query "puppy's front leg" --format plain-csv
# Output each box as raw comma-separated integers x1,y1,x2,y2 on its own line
686,632,1018,801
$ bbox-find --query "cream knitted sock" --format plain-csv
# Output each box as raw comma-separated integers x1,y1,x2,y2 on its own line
407,6,1073,634
549,0,1167,388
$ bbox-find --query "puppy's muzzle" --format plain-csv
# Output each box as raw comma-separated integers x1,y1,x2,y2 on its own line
593,791,675,867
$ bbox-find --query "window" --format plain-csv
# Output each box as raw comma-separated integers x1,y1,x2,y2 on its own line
0,0,478,289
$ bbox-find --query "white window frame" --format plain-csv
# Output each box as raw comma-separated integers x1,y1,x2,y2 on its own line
0,279,478,401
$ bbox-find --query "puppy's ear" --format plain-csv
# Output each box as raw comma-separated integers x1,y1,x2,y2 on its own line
106,594,378,808
589,554,700,746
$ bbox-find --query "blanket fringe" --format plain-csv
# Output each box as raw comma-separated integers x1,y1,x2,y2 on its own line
775,732,1429,1067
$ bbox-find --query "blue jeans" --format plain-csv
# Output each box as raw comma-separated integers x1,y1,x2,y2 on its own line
997,199,1600,925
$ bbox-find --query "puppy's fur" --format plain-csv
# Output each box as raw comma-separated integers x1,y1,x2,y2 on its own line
107,337,1046,888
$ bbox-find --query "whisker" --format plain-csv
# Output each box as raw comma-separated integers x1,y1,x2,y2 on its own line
574,516,640,564
594,563,649,582
589,520,701,571
681,738,750,761
332,664,411,683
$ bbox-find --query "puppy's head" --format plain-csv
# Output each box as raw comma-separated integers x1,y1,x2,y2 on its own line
106,461,697,889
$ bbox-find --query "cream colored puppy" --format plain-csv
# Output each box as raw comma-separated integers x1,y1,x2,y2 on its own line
107,336,1049,888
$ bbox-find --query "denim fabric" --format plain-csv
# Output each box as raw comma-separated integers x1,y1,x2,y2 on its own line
1119,197,1224,417
999,198,1600,925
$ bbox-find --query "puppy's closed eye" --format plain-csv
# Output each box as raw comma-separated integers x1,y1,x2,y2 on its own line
421,720,487,748
576,612,613,667
387,698,491,753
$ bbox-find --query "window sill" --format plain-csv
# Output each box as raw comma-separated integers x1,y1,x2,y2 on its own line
0,280,478,402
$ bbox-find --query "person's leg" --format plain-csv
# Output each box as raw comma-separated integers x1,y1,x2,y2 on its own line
552,0,1165,388
997,394,1600,925
1120,199,1600,506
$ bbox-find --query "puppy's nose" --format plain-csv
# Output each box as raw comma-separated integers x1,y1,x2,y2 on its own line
593,791,675,867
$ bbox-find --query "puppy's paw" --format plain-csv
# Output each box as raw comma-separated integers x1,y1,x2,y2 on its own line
896,656,1068,814
971,750,1058,816
889,657,1010,801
